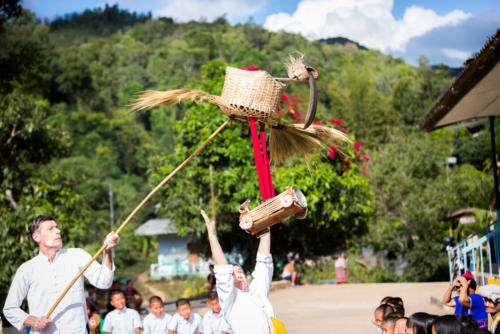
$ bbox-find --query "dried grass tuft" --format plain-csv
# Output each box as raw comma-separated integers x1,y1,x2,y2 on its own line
130,89,231,111
269,124,351,164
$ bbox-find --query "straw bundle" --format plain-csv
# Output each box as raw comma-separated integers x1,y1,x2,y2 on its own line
130,89,231,111
269,124,351,164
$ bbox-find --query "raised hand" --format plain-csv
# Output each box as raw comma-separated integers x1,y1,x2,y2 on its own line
201,210,216,235
104,231,119,250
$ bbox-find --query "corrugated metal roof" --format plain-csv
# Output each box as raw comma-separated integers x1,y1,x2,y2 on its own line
134,218,177,236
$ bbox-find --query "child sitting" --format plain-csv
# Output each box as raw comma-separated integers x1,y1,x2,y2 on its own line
203,291,231,334
87,303,103,334
102,290,142,334
372,304,394,330
143,296,172,334
167,298,202,334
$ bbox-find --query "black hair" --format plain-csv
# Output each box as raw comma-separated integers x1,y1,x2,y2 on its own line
29,215,56,242
382,315,399,328
209,264,214,268
407,312,435,334
386,297,404,306
176,298,190,308
207,291,218,301
465,277,477,291
380,296,393,304
375,304,394,320
432,315,464,334
110,289,124,299
456,315,478,332
149,295,163,305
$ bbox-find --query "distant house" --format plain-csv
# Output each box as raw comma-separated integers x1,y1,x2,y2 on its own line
134,218,211,278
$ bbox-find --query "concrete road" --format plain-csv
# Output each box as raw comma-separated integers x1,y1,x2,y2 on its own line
2,282,452,333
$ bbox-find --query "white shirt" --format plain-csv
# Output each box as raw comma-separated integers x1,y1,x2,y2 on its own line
203,310,232,334
215,253,275,334
3,248,115,333
335,257,346,268
143,312,172,334
167,312,202,334
102,307,142,334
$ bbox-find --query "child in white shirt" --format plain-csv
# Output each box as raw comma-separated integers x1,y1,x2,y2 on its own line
167,298,202,334
203,291,231,334
201,210,276,334
102,290,142,334
143,296,172,334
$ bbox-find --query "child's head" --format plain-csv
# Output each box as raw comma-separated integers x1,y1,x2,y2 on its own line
232,263,248,292
394,317,408,334
110,290,126,311
209,264,214,273
380,296,393,304
432,315,463,334
176,298,192,320
381,316,398,334
126,279,134,289
86,303,96,316
206,291,221,314
149,296,164,318
373,304,394,327
407,312,435,334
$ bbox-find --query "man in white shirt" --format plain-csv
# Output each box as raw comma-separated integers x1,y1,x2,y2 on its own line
203,291,231,334
201,210,276,334
3,214,119,333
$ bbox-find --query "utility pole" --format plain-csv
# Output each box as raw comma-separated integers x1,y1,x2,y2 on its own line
109,183,115,260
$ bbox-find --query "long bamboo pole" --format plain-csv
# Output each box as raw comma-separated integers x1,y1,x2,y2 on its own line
45,118,231,318
209,164,216,223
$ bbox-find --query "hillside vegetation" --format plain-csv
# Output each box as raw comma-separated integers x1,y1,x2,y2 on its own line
0,5,494,302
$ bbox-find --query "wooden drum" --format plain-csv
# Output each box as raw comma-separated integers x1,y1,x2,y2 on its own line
239,186,308,235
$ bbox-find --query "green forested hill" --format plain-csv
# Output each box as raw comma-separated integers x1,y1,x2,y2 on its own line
0,5,494,301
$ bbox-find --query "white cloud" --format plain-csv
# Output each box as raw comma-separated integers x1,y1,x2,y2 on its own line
152,0,266,22
263,0,471,53
441,48,471,62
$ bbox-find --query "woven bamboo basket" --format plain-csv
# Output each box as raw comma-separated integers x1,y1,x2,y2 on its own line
220,67,286,121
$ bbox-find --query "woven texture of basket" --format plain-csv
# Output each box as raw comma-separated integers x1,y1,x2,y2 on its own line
221,67,286,121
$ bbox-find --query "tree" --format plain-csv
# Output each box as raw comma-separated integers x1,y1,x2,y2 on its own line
146,60,374,268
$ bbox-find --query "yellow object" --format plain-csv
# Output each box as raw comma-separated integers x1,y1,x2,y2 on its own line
271,317,287,334
496,278,500,286
488,277,496,285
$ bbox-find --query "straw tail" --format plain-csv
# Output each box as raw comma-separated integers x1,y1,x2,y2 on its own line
269,124,351,164
130,88,231,111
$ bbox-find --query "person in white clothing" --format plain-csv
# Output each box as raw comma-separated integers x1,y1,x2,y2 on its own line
102,290,142,333
143,295,172,334
3,214,119,333
203,291,231,334
167,298,202,334
201,210,276,334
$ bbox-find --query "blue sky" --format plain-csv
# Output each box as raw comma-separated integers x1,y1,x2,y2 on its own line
24,0,500,67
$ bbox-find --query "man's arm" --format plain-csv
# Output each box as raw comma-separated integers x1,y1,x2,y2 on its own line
135,328,142,334
201,210,228,265
102,232,119,270
443,278,458,307
457,277,472,308
168,330,175,334
3,264,51,331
